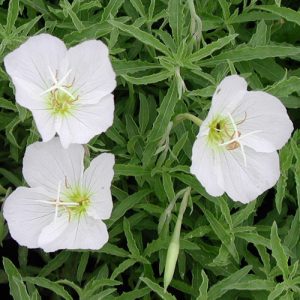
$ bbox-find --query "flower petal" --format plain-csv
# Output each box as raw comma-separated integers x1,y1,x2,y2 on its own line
191,135,224,197
84,153,115,220
4,34,67,109
39,215,108,252
218,148,280,203
3,187,54,248
31,109,56,142
234,91,293,152
23,138,84,193
209,75,247,116
38,213,69,246
57,94,114,148
64,40,116,105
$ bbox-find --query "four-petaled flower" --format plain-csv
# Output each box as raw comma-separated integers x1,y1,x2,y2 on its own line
191,75,294,203
4,34,116,148
3,138,115,252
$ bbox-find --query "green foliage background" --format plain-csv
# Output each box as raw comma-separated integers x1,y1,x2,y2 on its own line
0,0,300,299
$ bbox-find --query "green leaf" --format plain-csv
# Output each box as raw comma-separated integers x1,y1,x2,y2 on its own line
82,278,121,299
3,257,30,300
270,222,289,280
122,70,172,85
19,0,48,15
291,132,300,162
101,0,124,21
0,212,8,245
174,173,220,203
207,266,252,299
110,258,136,280
232,200,256,227
123,217,140,257
294,160,300,218
0,98,17,111
249,20,267,46
226,279,275,291
236,232,271,249
64,22,112,44
267,283,285,300
112,60,161,76
130,0,145,17
196,270,209,300
62,0,85,31
200,204,239,263
77,252,89,283
230,11,280,24
114,164,150,176
109,20,171,56
168,0,184,44
108,189,152,226
38,252,71,277
6,0,19,33
139,93,150,133
30,289,41,300
284,210,300,250
0,168,22,187
266,76,300,98
201,45,300,66
257,245,271,275
16,103,28,122
140,277,176,300
118,287,150,300
218,0,230,20
275,143,293,214
57,279,82,298
24,277,72,300
6,115,21,148
184,226,211,240
88,288,116,300
258,5,300,26
162,173,175,201
100,243,130,257
143,80,178,166
217,197,232,229
189,34,238,62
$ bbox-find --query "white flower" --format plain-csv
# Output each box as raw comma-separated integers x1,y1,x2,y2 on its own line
3,138,115,252
4,34,116,148
191,75,293,203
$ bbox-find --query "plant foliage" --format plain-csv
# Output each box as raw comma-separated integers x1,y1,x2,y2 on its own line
0,0,300,299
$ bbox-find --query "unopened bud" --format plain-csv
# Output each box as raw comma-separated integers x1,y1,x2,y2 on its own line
164,239,180,291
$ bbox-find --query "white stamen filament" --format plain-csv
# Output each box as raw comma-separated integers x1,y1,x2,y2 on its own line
40,67,75,100
36,200,79,207
220,130,262,146
54,181,61,223
219,113,262,167
35,180,79,222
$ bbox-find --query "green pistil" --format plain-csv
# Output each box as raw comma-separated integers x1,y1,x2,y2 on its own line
47,90,76,116
64,187,91,215
207,115,233,147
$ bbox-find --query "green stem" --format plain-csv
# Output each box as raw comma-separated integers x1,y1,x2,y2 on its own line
173,113,203,127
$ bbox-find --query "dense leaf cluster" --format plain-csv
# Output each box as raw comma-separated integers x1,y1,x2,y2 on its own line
0,0,300,299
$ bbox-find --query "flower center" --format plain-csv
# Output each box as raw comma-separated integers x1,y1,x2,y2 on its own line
35,180,92,223
47,90,77,115
63,186,91,216
207,112,262,167
207,115,234,147
41,67,78,116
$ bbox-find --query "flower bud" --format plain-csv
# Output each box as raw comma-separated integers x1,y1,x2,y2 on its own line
164,239,180,291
